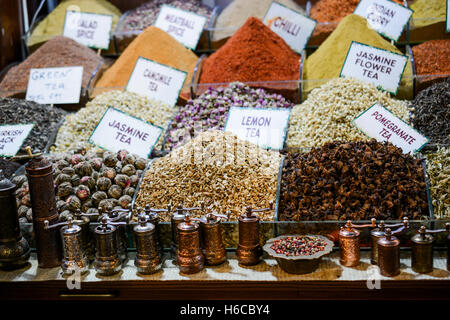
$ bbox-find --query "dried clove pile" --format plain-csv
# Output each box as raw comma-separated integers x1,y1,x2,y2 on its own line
410,78,450,145
279,140,429,221
0,98,66,154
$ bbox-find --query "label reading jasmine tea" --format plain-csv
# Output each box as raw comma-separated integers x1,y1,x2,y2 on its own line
263,1,316,53
89,107,163,158
340,41,408,94
225,107,291,150
354,0,412,41
352,103,428,154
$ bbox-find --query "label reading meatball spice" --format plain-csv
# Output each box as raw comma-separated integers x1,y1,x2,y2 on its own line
340,42,407,95
354,0,412,41
26,66,83,104
263,1,316,53
352,103,428,154
89,107,163,158
126,57,187,108
0,124,34,157
224,107,291,150
63,11,113,50
154,5,208,50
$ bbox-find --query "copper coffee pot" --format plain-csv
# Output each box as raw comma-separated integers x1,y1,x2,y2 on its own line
177,214,204,274
370,217,409,265
338,219,376,267
411,224,450,274
44,215,89,275
171,202,204,258
236,202,273,266
199,211,229,266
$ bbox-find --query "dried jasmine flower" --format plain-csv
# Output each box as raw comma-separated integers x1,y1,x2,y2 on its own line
425,147,450,219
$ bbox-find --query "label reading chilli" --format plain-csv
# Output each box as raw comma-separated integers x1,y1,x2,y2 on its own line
63,11,113,49
352,103,428,154
126,57,187,108
340,41,408,94
225,107,291,150
354,0,412,41
89,107,163,158
263,1,316,53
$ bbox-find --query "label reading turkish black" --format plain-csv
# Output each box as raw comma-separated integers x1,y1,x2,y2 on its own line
126,57,187,108
352,103,428,154
154,5,208,50
354,0,412,41
26,66,83,104
0,124,35,157
340,41,408,94
224,107,291,150
263,1,316,53
89,107,163,158
63,10,113,49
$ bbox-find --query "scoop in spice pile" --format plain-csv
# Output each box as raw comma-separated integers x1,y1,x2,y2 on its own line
279,139,429,221
135,130,282,221
165,82,293,151
13,149,149,224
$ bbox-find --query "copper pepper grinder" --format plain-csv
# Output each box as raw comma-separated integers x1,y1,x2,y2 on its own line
25,147,62,268
377,225,406,277
132,213,162,274
237,203,273,266
0,170,30,270
177,214,204,274
339,219,376,267
44,216,89,275
94,214,127,276
370,217,409,265
411,224,450,274
171,202,204,259
199,211,229,266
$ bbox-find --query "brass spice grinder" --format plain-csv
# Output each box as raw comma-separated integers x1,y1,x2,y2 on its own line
199,212,229,266
338,219,376,267
411,224,450,274
25,147,62,268
237,203,273,266
0,171,30,270
44,216,89,275
132,214,162,274
94,215,126,276
370,217,409,265
177,214,204,274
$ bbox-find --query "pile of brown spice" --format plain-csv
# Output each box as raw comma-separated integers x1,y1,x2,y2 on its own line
0,36,103,97
199,17,300,85
412,39,450,88
279,140,429,221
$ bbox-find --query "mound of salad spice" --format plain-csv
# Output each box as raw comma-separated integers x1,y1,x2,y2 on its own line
270,236,328,257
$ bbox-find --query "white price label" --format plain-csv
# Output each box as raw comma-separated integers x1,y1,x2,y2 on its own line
354,0,412,41
340,41,408,95
26,66,83,104
224,107,291,150
88,107,163,158
154,5,208,50
446,0,450,33
352,103,428,154
126,57,187,108
263,1,316,53
0,124,35,157
63,10,113,49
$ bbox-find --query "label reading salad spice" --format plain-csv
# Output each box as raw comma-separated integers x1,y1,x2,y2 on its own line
225,107,291,150
63,11,113,50
89,107,163,158
26,66,83,104
154,5,208,50
340,41,407,94
0,124,34,157
263,1,316,53
126,57,187,108
352,103,428,154
354,0,412,41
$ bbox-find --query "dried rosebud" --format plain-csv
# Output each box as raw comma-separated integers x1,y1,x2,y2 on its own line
69,154,84,166
76,185,90,201
117,149,128,161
